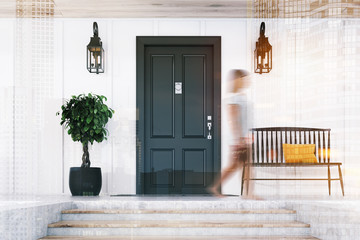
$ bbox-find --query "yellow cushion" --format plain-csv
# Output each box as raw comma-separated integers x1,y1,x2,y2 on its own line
283,144,318,163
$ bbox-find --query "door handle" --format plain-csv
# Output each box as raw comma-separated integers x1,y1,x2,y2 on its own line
207,122,212,140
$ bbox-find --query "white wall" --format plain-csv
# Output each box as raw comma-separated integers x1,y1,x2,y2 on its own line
1,18,359,197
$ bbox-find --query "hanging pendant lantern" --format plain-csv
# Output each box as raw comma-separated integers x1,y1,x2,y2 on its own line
87,22,104,74
254,22,272,74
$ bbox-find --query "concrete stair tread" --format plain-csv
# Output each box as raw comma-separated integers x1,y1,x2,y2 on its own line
48,220,310,228
39,236,319,240
62,209,296,214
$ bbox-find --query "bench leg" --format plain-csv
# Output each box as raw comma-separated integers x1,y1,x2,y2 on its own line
246,164,250,195
241,165,245,196
327,165,331,196
338,165,345,196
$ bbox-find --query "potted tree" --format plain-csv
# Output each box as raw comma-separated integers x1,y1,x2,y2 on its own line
57,93,114,196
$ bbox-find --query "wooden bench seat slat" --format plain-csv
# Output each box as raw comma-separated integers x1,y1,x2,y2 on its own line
256,131,259,164
265,131,268,163
302,130,305,144
261,131,265,163
270,131,273,163
317,131,321,162
328,130,331,163
313,131,316,155
322,131,327,162
252,131,255,164
280,131,283,164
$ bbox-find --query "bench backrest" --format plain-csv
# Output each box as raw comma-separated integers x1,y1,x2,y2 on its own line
251,127,331,164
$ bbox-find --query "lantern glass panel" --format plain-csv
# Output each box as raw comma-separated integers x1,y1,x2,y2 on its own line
87,46,104,74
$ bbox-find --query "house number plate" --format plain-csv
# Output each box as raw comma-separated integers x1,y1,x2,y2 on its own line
175,82,182,94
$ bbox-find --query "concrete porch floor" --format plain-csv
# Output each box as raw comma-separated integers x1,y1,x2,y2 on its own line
0,193,359,210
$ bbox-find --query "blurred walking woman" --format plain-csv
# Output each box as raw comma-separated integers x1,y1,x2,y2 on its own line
209,69,254,197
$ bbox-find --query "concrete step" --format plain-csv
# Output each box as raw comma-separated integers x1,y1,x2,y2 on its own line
62,209,296,214
40,236,320,240
47,220,311,236
70,199,288,210
61,209,297,221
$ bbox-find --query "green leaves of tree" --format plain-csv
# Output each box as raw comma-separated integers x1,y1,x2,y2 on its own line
86,115,93,124
57,93,115,146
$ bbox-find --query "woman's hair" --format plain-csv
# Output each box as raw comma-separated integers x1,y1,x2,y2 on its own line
227,69,250,92
227,69,249,81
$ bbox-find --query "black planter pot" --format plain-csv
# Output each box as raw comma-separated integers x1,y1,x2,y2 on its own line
69,167,102,196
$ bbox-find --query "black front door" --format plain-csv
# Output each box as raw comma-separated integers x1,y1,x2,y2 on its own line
136,37,221,194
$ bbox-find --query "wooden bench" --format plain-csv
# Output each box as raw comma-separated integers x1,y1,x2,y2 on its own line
241,127,344,196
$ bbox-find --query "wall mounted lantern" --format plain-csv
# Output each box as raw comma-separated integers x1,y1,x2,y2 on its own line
254,22,272,74
87,22,104,74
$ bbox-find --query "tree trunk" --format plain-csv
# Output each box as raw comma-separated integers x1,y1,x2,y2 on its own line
81,142,91,168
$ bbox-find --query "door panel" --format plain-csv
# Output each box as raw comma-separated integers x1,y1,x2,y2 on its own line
183,149,206,186
183,55,206,138
137,37,221,195
151,55,174,138
150,149,174,186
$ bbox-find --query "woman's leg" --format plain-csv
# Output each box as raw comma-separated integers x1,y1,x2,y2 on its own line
209,153,240,196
